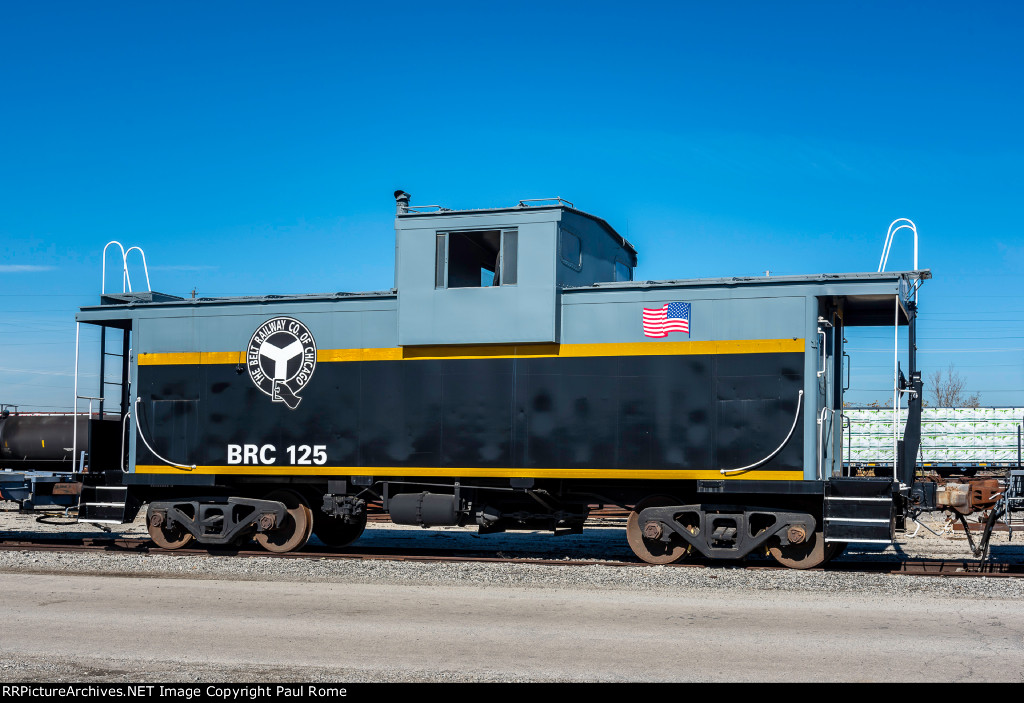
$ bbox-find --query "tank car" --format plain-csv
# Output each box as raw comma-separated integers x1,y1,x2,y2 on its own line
0,411,89,471
0,410,88,509
63,192,997,567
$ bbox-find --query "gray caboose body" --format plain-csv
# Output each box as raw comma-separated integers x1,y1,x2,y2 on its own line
70,193,933,567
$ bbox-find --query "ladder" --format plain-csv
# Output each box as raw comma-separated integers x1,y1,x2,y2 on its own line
1006,470,1024,530
98,325,130,420
72,241,149,526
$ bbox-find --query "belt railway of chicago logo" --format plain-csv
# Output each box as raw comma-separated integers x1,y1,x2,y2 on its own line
247,317,317,409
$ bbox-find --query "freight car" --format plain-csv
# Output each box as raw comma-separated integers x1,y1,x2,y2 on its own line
0,411,89,471
42,193,1002,567
0,410,88,509
844,406,1024,476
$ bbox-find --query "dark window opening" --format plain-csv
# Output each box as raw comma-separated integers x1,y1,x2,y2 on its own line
559,229,582,271
438,229,517,288
614,260,632,282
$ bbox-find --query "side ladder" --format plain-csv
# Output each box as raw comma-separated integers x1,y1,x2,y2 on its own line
1006,470,1024,530
75,325,134,525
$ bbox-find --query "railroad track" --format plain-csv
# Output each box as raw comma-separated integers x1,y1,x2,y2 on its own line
0,534,1020,578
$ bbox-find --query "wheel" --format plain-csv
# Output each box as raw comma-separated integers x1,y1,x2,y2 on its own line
626,495,691,565
147,505,194,550
313,511,367,548
768,530,843,569
255,490,314,553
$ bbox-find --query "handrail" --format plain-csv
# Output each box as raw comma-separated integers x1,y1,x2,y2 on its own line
405,205,452,213
878,218,918,273
102,241,129,294
817,327,826,378
518,197,575,209
101,241,152,294
121,411,131,474
893,295,900,481
72,322,80,468
879,221,920,438
124,247,152,291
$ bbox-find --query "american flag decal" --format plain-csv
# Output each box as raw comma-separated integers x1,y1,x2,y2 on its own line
643,302,691,338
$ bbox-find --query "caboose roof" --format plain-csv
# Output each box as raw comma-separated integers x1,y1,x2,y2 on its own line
79,270,926,313
566,269,930,290
397,201,638,258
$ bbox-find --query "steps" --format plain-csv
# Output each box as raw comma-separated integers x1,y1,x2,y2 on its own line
825,477,896,544
77,484,140,524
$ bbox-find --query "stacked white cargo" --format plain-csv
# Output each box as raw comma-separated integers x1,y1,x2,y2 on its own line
844,407,1023,472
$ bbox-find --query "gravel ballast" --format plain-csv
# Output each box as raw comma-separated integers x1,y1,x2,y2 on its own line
2,501,1023,598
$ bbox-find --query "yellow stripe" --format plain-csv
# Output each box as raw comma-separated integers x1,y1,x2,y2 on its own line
138,351,243,366
317,347,404,362
138,339,804,366
564,339,802,357
135,464,803,480
394,343,560,360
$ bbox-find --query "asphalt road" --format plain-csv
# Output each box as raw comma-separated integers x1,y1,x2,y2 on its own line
2,571,1021,682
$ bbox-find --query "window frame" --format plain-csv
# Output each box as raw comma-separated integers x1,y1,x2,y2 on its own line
613,258,633,282
559,227,583,272
435,232,448,289
434,227,518,289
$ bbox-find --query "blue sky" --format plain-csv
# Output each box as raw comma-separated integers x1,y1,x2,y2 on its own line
2,1,1022,411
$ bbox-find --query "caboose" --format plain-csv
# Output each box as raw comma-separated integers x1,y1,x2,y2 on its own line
71,192,942,568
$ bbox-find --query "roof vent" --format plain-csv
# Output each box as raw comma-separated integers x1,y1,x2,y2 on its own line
394,190,411,215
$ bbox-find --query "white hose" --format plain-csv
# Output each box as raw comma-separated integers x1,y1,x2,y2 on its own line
720,390,804,475
134,397,195,471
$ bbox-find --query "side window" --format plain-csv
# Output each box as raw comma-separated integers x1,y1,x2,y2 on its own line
559,228,582,271
501,229,517,285
436,228,517,288
614,259,632,282
435,233,447,288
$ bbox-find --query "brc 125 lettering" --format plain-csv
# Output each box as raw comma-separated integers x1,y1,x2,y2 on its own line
227,444,327,465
